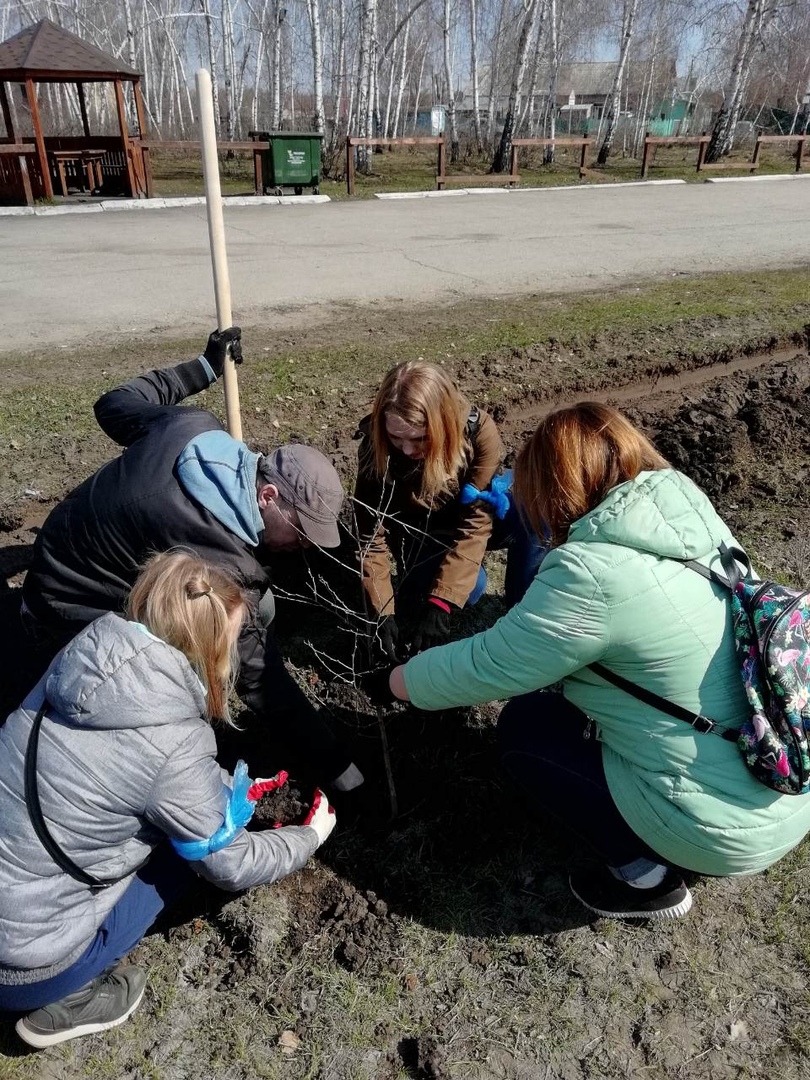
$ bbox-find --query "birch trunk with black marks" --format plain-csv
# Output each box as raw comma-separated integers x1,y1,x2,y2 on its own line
523,0,548,136
707,0,771,161
493,0,539,173
469,0,483,152
306,0,325,134
356,0,376,170
200,0,220,137
220,0,235,141
543,0,560,162
122,0,137,71
443,0,459,162
392,15,410,137
271,1,284,129
597,0,639,165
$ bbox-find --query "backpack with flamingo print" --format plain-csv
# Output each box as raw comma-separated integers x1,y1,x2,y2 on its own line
713,544,810,795
592,543,810,795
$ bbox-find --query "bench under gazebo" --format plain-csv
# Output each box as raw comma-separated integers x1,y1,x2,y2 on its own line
0,18,149,205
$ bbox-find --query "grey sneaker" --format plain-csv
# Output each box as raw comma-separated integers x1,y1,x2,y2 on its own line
16,965,147,1049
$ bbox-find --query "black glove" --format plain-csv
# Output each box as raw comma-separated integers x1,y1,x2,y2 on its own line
359,667,397,708
411,599,454,654
203,326,243,378
374,615,403,663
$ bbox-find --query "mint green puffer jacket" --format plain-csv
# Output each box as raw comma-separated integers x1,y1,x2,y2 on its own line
403,469,810,875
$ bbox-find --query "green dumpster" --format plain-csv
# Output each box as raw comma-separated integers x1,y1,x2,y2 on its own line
250,131,323,195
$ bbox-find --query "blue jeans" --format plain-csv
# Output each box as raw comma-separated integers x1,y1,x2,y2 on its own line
398,493,547,609
497,690,659,867
0,845,196,1012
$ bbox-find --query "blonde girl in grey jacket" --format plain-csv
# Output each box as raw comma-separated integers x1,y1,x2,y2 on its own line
0,551,336,1048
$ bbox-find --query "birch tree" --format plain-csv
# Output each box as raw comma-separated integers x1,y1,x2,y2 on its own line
356,0,376,169
493,0,541,171
271,1,285,129
522,0,548,135
597,0,640,164
199,0,220,136
485,0,507,145
543,0,562,160
469,0,483,151
306,0,325,133
796,70,810,134
220,0,235,140
442,0,460,162
707,0,775,160
391,13,410,137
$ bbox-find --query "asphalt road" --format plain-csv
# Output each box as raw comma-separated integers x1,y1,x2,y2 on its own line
1,177,809,353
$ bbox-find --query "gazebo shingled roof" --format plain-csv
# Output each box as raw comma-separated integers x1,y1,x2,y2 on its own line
0,18,139,81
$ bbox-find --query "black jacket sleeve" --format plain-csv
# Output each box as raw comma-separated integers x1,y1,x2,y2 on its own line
94,358,215,447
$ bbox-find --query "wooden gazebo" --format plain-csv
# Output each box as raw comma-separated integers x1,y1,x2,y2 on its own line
0,19,149,205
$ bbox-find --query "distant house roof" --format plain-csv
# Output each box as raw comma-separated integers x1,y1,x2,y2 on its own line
0,18,140,81
556,59,680,100
556,63,617,98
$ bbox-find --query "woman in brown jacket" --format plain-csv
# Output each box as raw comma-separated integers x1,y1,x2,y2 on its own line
353,361,545,661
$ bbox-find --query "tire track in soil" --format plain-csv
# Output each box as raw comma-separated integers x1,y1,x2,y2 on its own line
498,346,802,440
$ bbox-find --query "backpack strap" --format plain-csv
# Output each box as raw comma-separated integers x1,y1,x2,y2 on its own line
589,662,722,735
589,549,744,742
25,701,115,891
465,407,481,443
718,542,751,589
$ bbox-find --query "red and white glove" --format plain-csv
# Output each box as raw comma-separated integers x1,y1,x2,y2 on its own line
247,770,289,802
302,789,337,847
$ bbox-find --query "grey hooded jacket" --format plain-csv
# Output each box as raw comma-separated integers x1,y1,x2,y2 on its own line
0,614,318,986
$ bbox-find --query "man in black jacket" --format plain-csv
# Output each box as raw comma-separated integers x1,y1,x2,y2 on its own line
22,328,362,793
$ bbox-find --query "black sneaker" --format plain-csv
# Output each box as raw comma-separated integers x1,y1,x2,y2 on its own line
16,965,147,1049
569,866,693,921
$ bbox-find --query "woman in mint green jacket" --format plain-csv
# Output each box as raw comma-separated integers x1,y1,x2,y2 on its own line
384,403,810,921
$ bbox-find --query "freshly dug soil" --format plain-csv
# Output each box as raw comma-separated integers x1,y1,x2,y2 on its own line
1,331,809,1080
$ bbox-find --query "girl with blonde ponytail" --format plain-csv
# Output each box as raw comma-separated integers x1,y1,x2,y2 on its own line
0,550,336,1048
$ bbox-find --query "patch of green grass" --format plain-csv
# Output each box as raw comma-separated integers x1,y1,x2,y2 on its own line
229,269,810,423
1,268,809,509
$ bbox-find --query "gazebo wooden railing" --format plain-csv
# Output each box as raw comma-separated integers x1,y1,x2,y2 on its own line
0,142,36,204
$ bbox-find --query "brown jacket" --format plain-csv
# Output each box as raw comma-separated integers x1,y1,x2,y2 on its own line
353,411,504,614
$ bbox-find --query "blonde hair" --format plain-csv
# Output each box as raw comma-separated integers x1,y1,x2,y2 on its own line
126,550,246,724
514,402,669,547
370,361,470,504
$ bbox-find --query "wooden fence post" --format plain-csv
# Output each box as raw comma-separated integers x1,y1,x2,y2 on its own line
579,139,589,176
750,132,763,170
253,145,263,195
640,133,651,178
696,133,708,173
346,137,355,196
796,136,805,173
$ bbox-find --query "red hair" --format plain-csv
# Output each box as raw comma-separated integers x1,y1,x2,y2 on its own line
514,402,669,546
